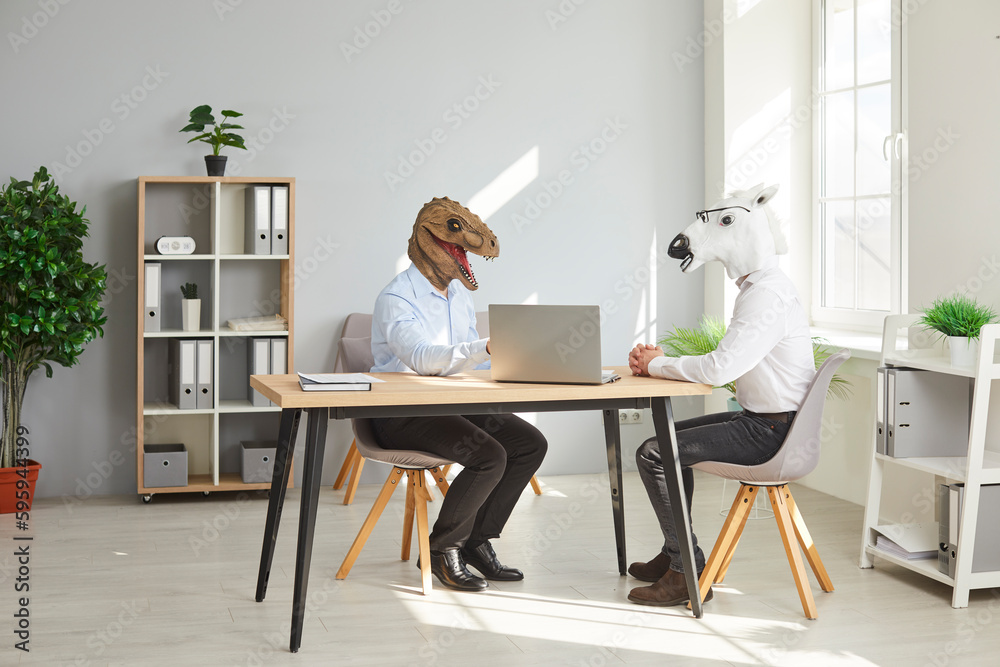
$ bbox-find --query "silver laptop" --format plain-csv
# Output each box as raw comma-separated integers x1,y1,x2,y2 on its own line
488,304,620,384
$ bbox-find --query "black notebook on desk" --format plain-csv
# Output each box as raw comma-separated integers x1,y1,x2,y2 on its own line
297,372,375,392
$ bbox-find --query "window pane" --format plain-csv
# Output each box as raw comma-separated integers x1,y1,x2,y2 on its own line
857,0,891,85
824,0,854,90
857,83,891,196
823,200,856,309
857,198,891,311
822,91,855,198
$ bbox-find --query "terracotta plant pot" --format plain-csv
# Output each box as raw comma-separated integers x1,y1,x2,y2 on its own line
0,459,41,514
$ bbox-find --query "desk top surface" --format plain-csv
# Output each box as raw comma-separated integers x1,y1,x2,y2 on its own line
250,366,711,409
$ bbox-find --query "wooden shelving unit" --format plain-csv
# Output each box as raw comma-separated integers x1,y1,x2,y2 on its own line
136,176,295,501
859,314,1000,606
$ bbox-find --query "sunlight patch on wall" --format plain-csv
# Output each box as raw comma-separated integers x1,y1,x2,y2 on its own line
467,146,540,221
396,253,411,275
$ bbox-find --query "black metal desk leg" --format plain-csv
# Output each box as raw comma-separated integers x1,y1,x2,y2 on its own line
290,407,329,653
649,397,703,618
256,407,302,603
602,409,627,575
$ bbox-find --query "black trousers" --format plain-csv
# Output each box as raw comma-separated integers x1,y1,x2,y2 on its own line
372,413,547,551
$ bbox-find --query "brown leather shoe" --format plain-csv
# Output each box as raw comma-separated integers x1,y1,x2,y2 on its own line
628,552,672,582
627,569,713,607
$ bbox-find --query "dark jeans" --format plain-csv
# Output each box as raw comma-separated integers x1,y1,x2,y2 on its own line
372,413,547,551
635,411,791,574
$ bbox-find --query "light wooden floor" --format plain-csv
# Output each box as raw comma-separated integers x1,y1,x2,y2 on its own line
3,470,1000,666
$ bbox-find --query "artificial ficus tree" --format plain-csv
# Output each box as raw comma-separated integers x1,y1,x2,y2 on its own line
0,167,106,468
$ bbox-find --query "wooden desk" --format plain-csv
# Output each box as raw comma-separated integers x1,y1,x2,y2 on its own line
251,367,711,652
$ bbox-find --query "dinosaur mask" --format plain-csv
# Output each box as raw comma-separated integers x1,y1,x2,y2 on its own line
407,196,499,291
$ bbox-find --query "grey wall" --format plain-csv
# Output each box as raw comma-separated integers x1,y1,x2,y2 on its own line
1,0,706,498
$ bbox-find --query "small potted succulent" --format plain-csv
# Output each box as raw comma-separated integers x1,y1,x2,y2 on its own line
179,105,247,176
918,294,997,366
180,282,201,331
657,316,852,409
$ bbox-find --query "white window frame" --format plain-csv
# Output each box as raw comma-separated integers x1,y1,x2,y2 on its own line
811,0,907,331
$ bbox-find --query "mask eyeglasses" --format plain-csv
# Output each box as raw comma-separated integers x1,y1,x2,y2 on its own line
696,205,750,224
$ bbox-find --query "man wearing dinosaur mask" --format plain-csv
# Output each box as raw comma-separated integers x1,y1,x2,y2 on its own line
370,197,547,592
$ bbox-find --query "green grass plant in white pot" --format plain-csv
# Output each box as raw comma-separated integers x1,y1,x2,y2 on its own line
918,294,997,366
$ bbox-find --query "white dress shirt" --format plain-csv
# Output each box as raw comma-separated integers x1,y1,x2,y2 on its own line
371,264,490,375
647,257,815,413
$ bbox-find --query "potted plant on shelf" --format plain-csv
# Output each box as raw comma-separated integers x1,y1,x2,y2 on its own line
179,105,247,176
180,282,200,331
0,167,107,511
657,316,852,410
918,294,997,366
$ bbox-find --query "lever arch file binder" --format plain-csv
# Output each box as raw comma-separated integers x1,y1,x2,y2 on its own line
248,337,271,407
196,339,214,409
144,262,161,332
270,185,289,255
244,185,271,255
169,339,197,409
883,367,971,457
938,483,1000,577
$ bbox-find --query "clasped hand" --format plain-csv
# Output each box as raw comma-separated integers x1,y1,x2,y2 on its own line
629,343,664,376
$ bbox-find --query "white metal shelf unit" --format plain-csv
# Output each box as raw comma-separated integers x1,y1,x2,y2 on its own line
859,314,1000,606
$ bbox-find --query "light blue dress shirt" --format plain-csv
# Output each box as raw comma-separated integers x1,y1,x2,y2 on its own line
371,264,490,375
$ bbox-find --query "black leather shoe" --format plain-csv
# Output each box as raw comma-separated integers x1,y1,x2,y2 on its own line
460,541,524,581
428,548,488,592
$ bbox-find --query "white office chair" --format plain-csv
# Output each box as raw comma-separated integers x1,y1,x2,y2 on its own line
691,349,850,619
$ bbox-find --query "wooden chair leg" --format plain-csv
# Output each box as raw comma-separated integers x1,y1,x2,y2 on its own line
766,485,818,619
413,471,434,595
333,440,358,489
337,467,405,580
715,485,757,584
784,487,834,592
697,483,756,603
441,464,452,477
529,475,542,495
342,452,365,505
427,466,450,498
401,472,417,561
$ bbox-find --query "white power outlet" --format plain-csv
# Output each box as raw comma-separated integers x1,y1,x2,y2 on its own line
619,409,643,425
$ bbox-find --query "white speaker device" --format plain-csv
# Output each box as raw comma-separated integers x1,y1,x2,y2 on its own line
156,236,196,255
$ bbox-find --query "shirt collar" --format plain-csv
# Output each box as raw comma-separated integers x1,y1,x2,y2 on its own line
737,255,779,289
404,263,451,300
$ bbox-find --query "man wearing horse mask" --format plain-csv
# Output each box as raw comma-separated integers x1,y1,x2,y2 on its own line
370,197,547,592
626,184,815,607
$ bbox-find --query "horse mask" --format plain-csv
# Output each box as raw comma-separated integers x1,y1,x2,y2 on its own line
667,184,785,280
408,196,499,292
